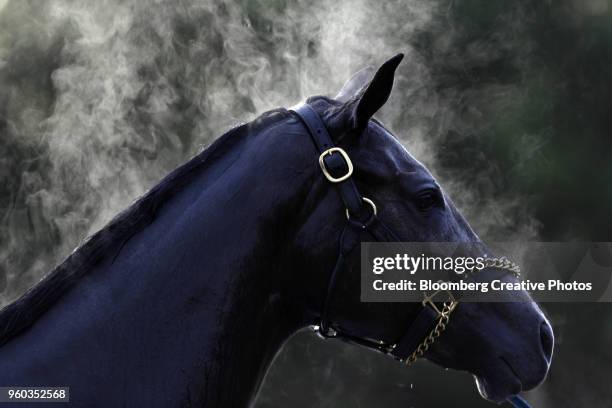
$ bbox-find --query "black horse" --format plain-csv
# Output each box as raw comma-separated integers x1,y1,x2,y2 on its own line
0,55,552,407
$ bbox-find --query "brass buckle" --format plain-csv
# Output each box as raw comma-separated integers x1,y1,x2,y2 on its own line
422,286,458,316
318,147,354,183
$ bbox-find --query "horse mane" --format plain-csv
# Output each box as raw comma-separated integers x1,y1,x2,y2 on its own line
0,108,291,347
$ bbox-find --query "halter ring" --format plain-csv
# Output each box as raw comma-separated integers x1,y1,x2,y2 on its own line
319,147,354,183
422,286,458,316
345,197,377,220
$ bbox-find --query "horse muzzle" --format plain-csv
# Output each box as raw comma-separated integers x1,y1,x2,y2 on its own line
475,310,554,403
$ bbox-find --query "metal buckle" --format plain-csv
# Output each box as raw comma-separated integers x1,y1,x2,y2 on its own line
345,196,377,220
422,286,458,316
312,325,337,339
318,147,354,183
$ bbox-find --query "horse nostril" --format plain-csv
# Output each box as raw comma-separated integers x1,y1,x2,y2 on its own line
540,320,554,363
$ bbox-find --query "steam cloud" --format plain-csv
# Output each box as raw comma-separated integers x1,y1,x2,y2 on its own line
0,0,536,303
0,0,561,406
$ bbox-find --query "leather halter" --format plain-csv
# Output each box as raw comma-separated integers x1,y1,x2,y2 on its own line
289,103,533,408
289,103,448,363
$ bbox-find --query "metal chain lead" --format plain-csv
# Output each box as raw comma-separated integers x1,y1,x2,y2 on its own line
483,256,521,278
403,257,521,366
404,300,457,366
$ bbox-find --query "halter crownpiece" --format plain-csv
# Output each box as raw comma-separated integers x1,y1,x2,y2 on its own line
288,103,525,376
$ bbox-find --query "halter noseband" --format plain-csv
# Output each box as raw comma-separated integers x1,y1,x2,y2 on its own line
289,102,457,365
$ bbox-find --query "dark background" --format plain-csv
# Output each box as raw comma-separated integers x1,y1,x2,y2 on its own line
1,0,611,406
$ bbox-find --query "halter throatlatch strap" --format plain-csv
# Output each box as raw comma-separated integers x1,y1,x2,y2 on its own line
289,102,443,363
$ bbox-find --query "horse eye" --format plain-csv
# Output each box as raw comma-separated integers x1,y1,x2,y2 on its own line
416,189,442,211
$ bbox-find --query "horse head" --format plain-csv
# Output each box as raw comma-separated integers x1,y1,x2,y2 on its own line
0,53,553,407
288,54,553,403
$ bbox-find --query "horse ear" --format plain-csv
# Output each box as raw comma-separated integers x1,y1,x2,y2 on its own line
348,53,403,131
335,66,374,103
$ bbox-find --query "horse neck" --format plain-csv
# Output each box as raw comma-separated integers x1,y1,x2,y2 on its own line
1,125,316,406
114,134,313,404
